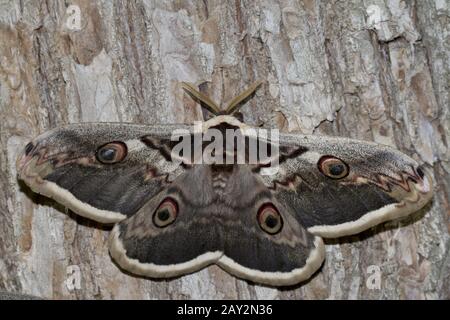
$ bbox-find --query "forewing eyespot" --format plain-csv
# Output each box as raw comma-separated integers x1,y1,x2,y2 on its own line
318,155,349,179
96,141,128,164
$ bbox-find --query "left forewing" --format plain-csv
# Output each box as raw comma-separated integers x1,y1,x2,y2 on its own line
16,123,191,223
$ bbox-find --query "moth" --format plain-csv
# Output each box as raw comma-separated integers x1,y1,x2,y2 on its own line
16,81,433,286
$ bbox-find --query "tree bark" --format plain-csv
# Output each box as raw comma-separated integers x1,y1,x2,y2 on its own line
0,0,448,299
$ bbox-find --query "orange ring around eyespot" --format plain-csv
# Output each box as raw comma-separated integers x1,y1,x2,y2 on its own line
153,197,178,228
96,141,128,164
257,203,283,235
317,155,349,179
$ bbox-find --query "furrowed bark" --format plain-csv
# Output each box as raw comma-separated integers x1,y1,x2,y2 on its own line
0,0,448,299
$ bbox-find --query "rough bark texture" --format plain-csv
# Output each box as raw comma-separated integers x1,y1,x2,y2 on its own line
0,0,449,299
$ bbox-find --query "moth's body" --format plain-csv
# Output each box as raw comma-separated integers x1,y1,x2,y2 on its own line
16,83,433,286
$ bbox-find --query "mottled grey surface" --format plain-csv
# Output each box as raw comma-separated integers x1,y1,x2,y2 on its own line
0,291,42,300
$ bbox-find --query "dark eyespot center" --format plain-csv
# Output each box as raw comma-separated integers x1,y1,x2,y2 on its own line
99,148,116,161
264,215,278,229
157,208,170,221
329,163,344,176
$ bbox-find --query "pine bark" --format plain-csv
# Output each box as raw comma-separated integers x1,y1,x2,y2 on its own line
0,0,449,299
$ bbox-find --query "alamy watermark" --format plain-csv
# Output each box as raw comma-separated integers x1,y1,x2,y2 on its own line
366,265,382,290
65,265,81,291
169,122,280,175
66,5,82,31
366,5,383,30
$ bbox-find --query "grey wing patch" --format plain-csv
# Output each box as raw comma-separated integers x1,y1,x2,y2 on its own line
0,291,43,300
259,134,433,238
109,165,325,286
16,123,190,223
